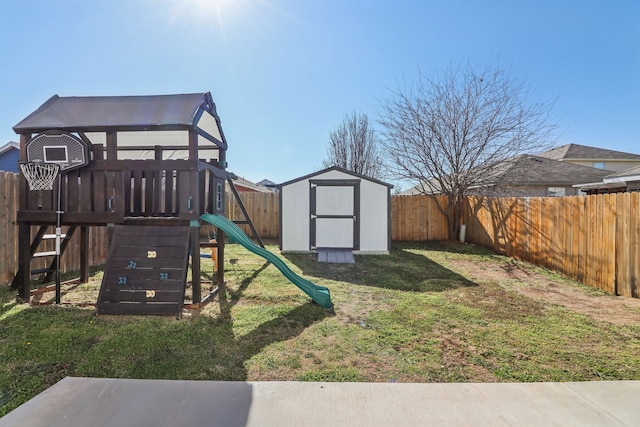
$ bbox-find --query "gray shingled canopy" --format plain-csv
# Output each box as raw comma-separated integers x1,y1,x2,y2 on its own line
478,155,612,187
605,165,640,181
607,166,640,178
539,143,640,161
13,92,218,133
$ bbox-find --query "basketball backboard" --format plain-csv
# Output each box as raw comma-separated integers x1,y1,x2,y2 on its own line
25,131,91,172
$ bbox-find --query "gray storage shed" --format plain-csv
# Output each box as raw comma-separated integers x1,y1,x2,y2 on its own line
279,167,393,254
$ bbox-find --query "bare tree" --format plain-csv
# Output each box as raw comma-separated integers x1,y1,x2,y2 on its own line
379,62,555,240
323,111,384,179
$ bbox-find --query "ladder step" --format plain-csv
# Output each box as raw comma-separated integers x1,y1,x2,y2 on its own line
42,234,68,239
33,251,58,257
199,242,220,248
30,268,54,275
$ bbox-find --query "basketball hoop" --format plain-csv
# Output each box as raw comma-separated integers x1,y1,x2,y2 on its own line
19,161,60,191
19,160,64,303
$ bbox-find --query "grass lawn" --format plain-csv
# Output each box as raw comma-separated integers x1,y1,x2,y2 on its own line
1,241,639,416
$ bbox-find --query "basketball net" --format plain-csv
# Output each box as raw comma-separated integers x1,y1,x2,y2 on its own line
19,161,60,191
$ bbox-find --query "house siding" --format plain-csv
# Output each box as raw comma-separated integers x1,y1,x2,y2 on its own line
564,160,640,172
0,149,19,172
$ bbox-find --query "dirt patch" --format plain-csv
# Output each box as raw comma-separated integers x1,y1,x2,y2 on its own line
438,331,498,382
445,258,640,326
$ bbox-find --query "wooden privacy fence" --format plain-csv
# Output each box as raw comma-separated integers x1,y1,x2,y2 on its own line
465,194,640,298
225,193,452,242
226,191,280,239
2,173,639,299
390,195,449,241
1,172,18,286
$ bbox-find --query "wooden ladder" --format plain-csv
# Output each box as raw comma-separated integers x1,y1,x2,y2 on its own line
10,225,76,290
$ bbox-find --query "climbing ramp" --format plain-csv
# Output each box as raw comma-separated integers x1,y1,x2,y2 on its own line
200,214,333,309
96,225,191,317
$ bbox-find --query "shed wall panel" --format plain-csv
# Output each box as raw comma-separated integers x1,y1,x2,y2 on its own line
359,179,389,252
281,180,310,251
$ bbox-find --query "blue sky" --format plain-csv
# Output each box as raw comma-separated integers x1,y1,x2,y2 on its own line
1,0,639,188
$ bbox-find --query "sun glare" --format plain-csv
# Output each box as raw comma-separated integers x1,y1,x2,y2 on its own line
168,0,253,33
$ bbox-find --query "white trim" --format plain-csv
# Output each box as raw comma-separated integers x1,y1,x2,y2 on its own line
0,141,19,155
604,175,640,183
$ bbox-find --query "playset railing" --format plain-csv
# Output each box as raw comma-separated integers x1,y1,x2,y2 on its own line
17,159,225,225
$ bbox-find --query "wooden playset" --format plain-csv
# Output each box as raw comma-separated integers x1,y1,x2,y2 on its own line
10,92,263,316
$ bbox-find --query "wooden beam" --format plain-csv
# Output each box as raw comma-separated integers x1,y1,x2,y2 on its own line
188,130,198,162
18,222,31,301
106,131,117,160
190,225,201,303
80,227,89,283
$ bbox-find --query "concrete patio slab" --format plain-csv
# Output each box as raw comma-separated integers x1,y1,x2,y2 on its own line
1,377,639,426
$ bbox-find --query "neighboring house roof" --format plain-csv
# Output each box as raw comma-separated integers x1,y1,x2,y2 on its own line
538,143,640,161
0,141,19,155
278,166,394,188
401,155,611,195
478,155,611,187
604,165,640,182
228,173,274,192
13,92,219,133
401,179,441,195
572,165,640,192
258,179,278,188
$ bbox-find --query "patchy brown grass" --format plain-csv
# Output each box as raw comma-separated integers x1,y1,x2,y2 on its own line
2,241,639,416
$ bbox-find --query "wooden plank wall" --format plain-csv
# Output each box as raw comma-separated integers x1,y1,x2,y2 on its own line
0,171,109,286
465,193,639,298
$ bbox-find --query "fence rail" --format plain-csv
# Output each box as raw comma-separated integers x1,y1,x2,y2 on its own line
1,172,638,298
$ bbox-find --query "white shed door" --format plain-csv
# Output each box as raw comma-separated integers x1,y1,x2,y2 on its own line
310,179,360,250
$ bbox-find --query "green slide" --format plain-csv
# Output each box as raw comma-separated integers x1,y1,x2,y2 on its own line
200,214,333,309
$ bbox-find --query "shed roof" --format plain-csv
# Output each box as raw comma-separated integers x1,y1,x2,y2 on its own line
538,143,640,161
13,92,219,134
278,166,394,188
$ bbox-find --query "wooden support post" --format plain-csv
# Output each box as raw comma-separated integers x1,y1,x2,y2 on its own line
18,222,31,302
80,226,89,283
217,229,225,286
217,141,227,287
106,132,117,160
227,177,265,248
16,134,31,301
190,223,201,304
188,130,198,163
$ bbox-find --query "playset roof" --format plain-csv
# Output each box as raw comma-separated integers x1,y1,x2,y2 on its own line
14,92,219,134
